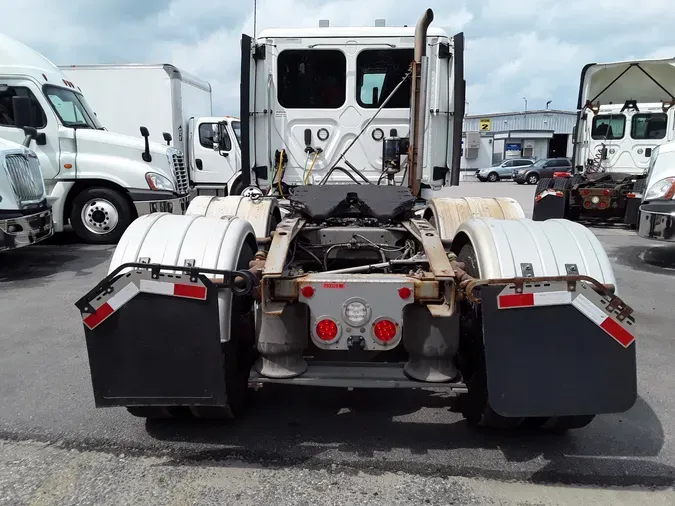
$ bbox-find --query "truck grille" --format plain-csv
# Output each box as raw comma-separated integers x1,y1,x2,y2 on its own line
4,153,45,205
171,152,189,195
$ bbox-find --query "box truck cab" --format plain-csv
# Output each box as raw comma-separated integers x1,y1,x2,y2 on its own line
59,64,244,197
0,133,53,251
0,35,190,244
241,22,464,193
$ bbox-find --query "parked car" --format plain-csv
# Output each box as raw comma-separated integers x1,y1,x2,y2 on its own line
513,157,572,184
475,158,534,182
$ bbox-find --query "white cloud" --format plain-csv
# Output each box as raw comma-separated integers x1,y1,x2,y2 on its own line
1,0,674,115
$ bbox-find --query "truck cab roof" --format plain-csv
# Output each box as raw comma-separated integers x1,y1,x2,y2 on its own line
0,33,71,89
257,26,449,40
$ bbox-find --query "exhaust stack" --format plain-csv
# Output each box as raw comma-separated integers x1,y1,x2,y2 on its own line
408,8,434,196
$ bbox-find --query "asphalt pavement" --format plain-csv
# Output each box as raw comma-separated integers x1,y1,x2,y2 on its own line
1,181,674,504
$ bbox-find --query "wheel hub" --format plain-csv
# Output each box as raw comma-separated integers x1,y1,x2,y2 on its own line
81,199,119,235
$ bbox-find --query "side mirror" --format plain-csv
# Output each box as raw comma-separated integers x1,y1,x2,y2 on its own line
139,126,152,162
162,132,172,146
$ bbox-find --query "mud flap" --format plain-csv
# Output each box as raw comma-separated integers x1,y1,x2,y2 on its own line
532,190,567,221
624,196,641,226
479,283,637,418
75,263,257,408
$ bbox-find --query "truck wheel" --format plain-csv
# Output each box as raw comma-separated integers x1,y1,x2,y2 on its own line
487,172,499,182
526,172,539,185
456,242,524,430
190,241,256,420
70,187,133,244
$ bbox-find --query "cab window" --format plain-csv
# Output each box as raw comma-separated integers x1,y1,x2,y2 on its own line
591,115,625,140
277,49,346,109
0,86,47,128
631,113,667,140
356,49,414,108
199,122,231,151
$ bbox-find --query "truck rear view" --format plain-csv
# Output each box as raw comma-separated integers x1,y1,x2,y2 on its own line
533,58,675,227
75,9,638,432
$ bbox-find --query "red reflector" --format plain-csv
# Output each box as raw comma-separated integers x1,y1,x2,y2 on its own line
316,319,338,341
373,319,397,342
603,189,611,196
498,293,534,308
626,193,637,199
582,190,590,196
301,285,315,298
600,317,635,348
398,287,412,299
83,302,114,330
174,284,207,299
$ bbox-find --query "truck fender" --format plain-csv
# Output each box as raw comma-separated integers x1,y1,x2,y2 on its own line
424,197,525,244
185,195,280,241
108,212,257,342
451,217,617,290
45,181,76,233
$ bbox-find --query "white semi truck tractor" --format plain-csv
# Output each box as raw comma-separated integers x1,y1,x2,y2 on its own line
0,34,190,244
75,10,638,431
0,113,53,251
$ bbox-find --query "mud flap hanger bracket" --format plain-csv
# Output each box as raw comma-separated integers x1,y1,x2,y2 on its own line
75,261,259,315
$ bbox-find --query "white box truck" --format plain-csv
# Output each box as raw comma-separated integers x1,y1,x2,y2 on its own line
0,34,190,244
59,64,244,196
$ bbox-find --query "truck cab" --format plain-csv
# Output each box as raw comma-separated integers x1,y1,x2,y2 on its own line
0,36,190,244
240,22,464,193
637,139,675,241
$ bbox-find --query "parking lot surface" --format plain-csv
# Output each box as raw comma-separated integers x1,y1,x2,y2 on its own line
1,181,674,504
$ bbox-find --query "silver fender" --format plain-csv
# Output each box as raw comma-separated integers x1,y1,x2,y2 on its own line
109,213,257,342
424,197,525,243
452,217,617,292
186,195,279,240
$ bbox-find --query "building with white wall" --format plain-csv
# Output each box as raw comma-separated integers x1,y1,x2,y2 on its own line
460,110,576,172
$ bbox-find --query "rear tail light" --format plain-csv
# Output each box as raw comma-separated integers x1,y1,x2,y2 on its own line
316,318,339,341
599,201,607,209
301,285,315,298
373,319,398,343
398,287,412,300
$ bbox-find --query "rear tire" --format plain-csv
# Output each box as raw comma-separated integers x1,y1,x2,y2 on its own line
191,241,256,420
456,243,524,430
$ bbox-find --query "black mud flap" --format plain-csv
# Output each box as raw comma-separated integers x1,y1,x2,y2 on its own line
75,263,257,408
532,190,567,221
479,283,637,418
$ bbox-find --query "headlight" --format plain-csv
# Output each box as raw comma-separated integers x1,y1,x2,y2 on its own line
518,169,526,174
145,172,175,191
644,177,675,201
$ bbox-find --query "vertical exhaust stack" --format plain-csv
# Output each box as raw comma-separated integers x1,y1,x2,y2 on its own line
408,8,434,196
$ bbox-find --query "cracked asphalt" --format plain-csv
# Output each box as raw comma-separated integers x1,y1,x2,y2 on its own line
1,182,674,505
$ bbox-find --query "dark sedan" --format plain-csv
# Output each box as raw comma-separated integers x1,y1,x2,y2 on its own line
514,157,572,184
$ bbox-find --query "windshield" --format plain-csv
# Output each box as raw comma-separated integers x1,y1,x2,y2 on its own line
532,159,547,167
231,121,241,147
43,85,103,129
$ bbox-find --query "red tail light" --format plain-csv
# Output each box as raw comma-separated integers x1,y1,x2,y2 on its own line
301,285,315,298
373,319,397,343
582,190,590,196
599,201,607,209
316,319,338,341
398,287,412,300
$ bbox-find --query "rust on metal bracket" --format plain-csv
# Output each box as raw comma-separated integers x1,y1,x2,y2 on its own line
263,217,306,277
460,274,616,304
403,218,455,279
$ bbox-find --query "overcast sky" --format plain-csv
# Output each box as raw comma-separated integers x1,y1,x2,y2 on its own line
3,0,674,116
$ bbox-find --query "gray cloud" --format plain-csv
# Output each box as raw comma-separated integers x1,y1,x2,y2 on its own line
1,0,674,115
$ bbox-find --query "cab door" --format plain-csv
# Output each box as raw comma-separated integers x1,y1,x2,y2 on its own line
0,80,60,180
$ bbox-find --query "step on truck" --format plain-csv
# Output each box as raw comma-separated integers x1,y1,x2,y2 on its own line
58,64,245,198
533,57,675,227
0,34,190,244
76,9,638,431
0,108,53,251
